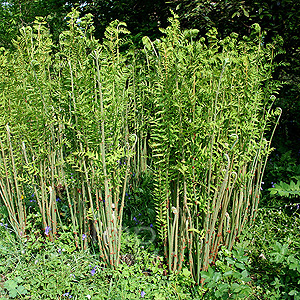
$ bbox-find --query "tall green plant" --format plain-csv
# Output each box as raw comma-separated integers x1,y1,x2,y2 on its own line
141,15,281,283
0,9,136,269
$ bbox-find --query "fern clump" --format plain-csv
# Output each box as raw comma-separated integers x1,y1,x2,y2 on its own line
0,10,281,284
141,13,281,283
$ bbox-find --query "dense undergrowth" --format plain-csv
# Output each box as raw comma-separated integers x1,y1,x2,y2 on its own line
0,204,299,299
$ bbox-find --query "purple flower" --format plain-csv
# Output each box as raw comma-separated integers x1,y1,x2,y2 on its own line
56,198,61,202
91,266,96,276
133,217,137,221
141,290,146,298
150,224,153,228
62,292,72,298
271,182,275,188
82,234,87,241
58,248,61,254
45,226,51,236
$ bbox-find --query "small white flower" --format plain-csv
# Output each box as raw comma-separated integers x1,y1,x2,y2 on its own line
21,250,25,254
259,253,266,260
171,207,177,214
86,295,91,299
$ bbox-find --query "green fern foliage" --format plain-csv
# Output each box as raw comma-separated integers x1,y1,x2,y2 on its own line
0,9,282,283
269,178,300,198
141,13,282,282
0,9,134,268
